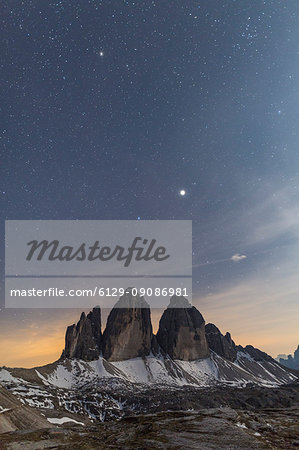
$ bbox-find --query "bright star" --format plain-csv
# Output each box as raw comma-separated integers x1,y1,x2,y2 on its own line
179,189,186,196
99,51,104,57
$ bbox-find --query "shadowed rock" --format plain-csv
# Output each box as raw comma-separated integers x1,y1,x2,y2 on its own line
102,289,153,361
241,344,273,362
205,323,237,361
62,307,102,361
156,296,210,360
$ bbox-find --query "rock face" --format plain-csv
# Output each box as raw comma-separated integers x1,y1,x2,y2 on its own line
205,323,237,362
60,293,284,369
62,307,102,361
205,325,278,364
156,296,209,361
102,290,153,361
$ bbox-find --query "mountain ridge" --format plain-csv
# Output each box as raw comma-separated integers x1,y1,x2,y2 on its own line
0,293,297,425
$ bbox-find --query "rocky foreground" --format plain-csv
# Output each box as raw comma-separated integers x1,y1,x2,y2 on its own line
0,405,299,449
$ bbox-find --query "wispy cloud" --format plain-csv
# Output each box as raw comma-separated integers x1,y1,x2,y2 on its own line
191,181,299,357
231,253,247,262
192,253,247,268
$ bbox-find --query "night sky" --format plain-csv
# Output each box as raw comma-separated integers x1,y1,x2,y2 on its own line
1,0,299,366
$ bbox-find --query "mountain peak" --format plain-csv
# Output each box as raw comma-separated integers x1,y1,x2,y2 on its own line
167,295,192,309
102,290,153,361
205,323,237,361
112,288,150,309
156,296,209,361
62,307,102,361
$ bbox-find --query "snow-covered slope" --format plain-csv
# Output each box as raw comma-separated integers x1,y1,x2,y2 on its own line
40,353,296,388
0,352,297,422
0,351,296,392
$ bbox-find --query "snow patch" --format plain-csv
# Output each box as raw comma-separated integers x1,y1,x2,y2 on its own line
0,368,23,384
47,417,85,426
236,351,254,362
0,406,11,414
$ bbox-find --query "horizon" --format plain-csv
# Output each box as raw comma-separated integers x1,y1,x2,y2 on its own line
0,296,298,368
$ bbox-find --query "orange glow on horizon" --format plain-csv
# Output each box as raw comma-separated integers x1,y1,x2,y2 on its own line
0,304,297,368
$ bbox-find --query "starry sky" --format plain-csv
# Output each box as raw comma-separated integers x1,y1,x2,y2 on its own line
1,0,299,367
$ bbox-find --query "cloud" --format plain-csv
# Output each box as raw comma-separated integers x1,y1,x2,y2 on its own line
231,253,247,262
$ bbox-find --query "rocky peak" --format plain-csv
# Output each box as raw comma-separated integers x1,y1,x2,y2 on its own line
62,307,102,361
205,323,237,362
156,296,210,361
242,345,274,362
102,290,153,362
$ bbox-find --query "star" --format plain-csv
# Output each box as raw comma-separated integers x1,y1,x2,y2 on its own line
1,0,297,366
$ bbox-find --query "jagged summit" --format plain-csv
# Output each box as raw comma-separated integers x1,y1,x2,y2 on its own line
61,293,212,363
62,307,102,361
61,290,153,363
59,292,297,392
205,323,237,362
